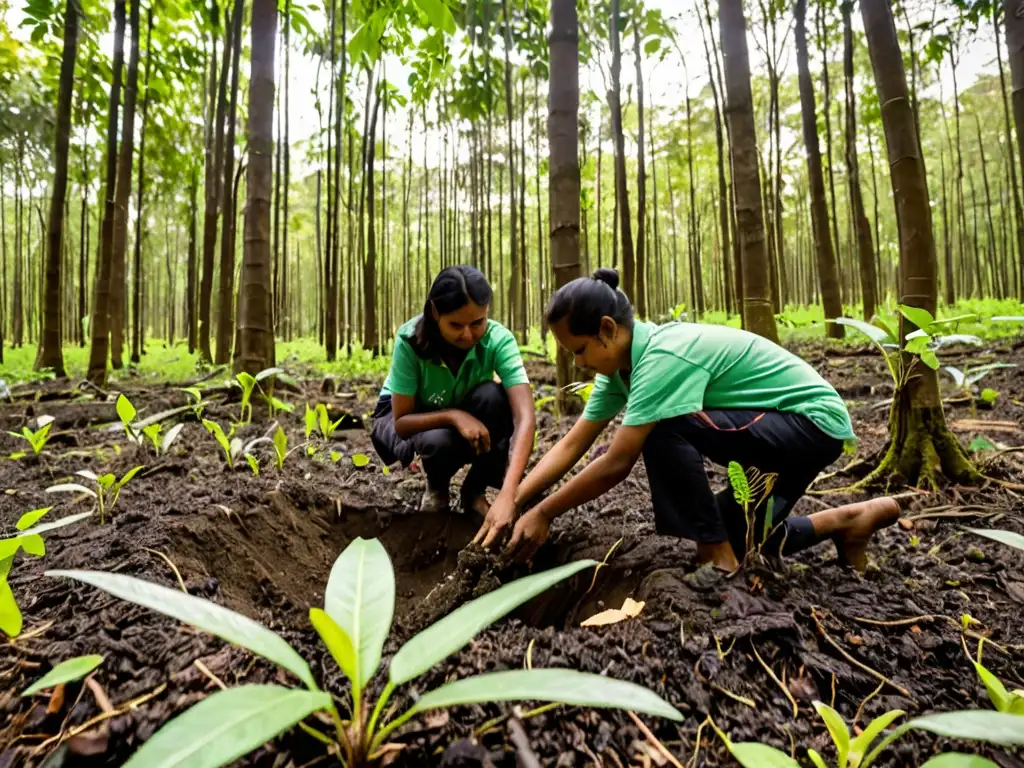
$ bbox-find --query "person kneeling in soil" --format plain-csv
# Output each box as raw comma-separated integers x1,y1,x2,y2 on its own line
372,266,535,518
474,268,900,572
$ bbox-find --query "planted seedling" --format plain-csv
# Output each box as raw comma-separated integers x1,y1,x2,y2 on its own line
273,425,288,471
305,403,347,440
47,538,681,767
728,461,778,561
1,508,92,637
7,415,55,456
46,467,144,525
970,638,1024,716
943,363,1017,413
234,367,283,425
244,454,260,476
180,387,207,419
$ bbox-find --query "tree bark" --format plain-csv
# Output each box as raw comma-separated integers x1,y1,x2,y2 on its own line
548,0,582,411
859,0,977,487
87,0,126,386
719,0,778,342
609,0,635,302
1004,0,1024,297
817,0,843,302
996,8,1024,299
501,0,522,339
35,0,79,377
130,7,152,365
235,0,277,374
187,167,199,353
632,12,647,317
363,86,382,355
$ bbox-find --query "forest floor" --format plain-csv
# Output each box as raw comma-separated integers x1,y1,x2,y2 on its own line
1,335,1024,767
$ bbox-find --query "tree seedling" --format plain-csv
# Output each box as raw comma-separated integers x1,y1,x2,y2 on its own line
179,387,207,419
970,639,1024,716
273,425,288,471
46,539,681,767
728,461,778,561
234,367,283,425
1,508,92,637
305,403,347,440
46,467,144,525
943,363,1016,412
7,415,55,456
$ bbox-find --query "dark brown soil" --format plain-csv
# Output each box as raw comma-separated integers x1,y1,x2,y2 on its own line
1,339,1024,767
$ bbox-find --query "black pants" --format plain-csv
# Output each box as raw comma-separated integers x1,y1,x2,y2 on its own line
643,410,844,558
371,382,514,498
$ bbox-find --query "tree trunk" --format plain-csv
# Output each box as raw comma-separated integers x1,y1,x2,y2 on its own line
281,0,290,341
199,3,229,362
109,0,141,369
686,88,704,317
817,0,843,303
35,0,79,377
632,12,647,317
78,120,90,346
130,7,152,365
87,0,126,386
1004,0,1024,297
859,0,977,487
549,0,582,411
187,167,199,352
235,0,277,373
719,0,778,342
609,0,635,302
502,0,521,339
797,0,845,337
0,161,7,362
363,86,382,355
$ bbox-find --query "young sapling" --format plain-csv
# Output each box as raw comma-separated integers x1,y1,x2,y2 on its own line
46,467,144,525
7,415,55,456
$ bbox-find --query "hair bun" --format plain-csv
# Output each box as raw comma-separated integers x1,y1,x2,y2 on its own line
591,268,620,291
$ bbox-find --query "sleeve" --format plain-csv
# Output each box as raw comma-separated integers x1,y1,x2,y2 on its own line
621,353,710,426
492,326,530,388
582,374,627,422
386,334,420,396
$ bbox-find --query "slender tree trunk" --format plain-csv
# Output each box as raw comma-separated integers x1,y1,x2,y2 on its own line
216,0,244,364
950,47,972,298
719,0,778,341
1,161,7,361
364,86,381,355
77,122,90,347
860,0,977,486
13,152,23,349
609,0,635,301
1004,0,1024,297
632,13,647,317
977,116,999,299
686,89,704,317
817,0,843,303
235,0,277,373
940,153,955,305
109,0,141,369
35,0,79,376
130,7,152,365
87,0,126,386
187,167,199,352
502,0,521,339
281,0,290,341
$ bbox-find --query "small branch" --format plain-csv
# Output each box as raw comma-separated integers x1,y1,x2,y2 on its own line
626,711,685,768
811,608,912,699
750,642,798,719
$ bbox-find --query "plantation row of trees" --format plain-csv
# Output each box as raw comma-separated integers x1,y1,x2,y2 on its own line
0,0,1021,381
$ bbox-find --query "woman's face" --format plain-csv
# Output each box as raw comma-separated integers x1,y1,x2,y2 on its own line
551,316,625,377
435,301,489,350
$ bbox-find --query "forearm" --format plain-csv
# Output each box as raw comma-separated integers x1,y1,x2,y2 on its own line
500,412,535,498
532,453,631,523
393,409,458,439
514,439,585,508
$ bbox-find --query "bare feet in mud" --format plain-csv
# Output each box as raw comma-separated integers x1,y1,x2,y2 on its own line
832,497,901,571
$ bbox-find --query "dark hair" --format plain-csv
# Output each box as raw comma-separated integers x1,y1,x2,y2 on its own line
545,268,634,336
411,266,493,358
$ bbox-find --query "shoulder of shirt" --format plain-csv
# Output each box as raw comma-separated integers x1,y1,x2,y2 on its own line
484,319,515,345
396,316,421,343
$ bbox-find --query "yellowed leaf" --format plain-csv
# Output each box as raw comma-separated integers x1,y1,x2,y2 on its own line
581,597,645,627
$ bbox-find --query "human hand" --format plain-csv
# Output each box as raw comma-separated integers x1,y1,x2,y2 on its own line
451,412,491,454
473,491,518,549
505,508,551,563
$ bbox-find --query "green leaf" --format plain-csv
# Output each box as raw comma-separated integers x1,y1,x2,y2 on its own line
980,388,999,404
324,538,395,687
20,535,44,557
728,461,751,505
929,313,977,328
16,507,52,531
807,749,829,768
813,701,851,767
317,403,330,438
966,363,1017,385
121,685,331,768
849,708,905,763
22,655,105,696
116,466,145,491
919,756,1000,768
46,570,316,689
905,335,930,355
304,405,317,438
966,528,1024,552
245,454,260,476
116,393,137,426
833,317,893,343
920,350,940,370
391,560,597,686
410,668,682,721
973,660,1013,713
352,454,370,468
273,426,287,466
236,372,257,397
414,0,456,34
969,435,997,453
898,304,936,332
310,607,357,681
8,511,93,541
0,579,23,637
906,710,1024,746
723,743,801,768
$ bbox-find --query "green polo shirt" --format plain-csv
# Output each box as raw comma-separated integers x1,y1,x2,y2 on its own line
380,316,530,410
582,321,855,440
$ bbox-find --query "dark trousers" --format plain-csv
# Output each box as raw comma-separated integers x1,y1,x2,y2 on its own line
371,382,514,498
643,410,844,558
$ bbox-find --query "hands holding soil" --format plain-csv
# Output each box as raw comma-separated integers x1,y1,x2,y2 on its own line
473,499,551,563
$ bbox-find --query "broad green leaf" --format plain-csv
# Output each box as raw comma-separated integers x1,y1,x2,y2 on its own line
16,507,52,530
813,701,851,767
310,607,357,681
0,556,12,580
807,750,829,768
352,454,370,468
273,426,287,459
898,304,936,332
20,535,44,557
116,394,137,426
22,655,105,696
728,461,751,505
304,405,317,438
46,483,98,498
966,528,1024,552
414,0,456,35
920,350,940,370
969,435,997,453
317,404,330,437
929,313,977,328
11,511,93,540
236,372,256,395
98,474,116,490
980,388,999,404
116,466,145,490
410,668,682,722
267,396,293,413
324,538,395,687
46,570,316,689
907,710,1024,745
0,579,23,637
849,708,905,762
391,559,597,685
121,685,331,768
919,756,1000,768
971,661,1023,714
725,743,799,767
905,335,930,355
834,317,892,343
245,454,260,476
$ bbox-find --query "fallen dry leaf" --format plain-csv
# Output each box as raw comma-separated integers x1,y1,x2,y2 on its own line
581,597,645,627
898,519,914,531
46,684,65,715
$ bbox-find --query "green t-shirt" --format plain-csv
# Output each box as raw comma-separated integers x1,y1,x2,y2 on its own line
582,321,855,440
380,316,530,410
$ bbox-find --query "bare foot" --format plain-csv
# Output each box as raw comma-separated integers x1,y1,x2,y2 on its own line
696,541,741,572
833,497,901,571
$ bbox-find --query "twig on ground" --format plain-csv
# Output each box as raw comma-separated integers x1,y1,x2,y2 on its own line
626,711,685,768
193,659,227,690
509,718,543,768
853,679,886,729
142,548,188,593
85,678,113,714
750,642,798,719
811,608,912,699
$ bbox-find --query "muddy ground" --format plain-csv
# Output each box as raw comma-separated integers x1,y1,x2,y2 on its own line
1,338,1023,767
